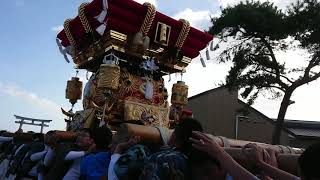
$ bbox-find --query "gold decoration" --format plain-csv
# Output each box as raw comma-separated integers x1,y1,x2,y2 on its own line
97,64,120,90
64,19,76,48
66,77,83,105
154,22,171,46
171,81,188,105
160,23,167,44
124,100,169,128
175,19,190,49
140,3,156,36
78,3,92,33
132,3,156,52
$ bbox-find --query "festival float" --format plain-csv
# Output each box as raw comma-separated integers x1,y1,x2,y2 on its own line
57,0,212,131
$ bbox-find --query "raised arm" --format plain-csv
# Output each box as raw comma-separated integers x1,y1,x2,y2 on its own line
190,131,258,180
64,151,86,161
30,150,47,161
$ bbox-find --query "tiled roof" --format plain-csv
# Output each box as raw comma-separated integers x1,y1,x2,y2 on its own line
287,128,320,138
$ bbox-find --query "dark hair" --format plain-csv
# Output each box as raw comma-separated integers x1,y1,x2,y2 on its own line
92,126,113,150
298,142,320,179
32,133,44,142
173,118,203,155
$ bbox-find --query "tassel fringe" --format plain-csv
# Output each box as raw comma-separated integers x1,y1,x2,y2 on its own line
200,54,206,67
96,23,106,35
56,38,70,63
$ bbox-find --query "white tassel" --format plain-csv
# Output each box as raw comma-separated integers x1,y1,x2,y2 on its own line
200,54,206,67
95,10,108,23
56,38,70,63
96,23,106,35
95,0,108,23
143,36,150,51
99,119,106,127
210,40,214,51
145,79,153,100
206,48,210,60
65,46,74,55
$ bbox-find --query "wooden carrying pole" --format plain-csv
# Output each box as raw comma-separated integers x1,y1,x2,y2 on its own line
0,131,78,143
115,123,303,154
114,123,303,175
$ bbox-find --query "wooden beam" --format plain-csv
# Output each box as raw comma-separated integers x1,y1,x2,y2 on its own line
14,121,49,127
14,115,52,122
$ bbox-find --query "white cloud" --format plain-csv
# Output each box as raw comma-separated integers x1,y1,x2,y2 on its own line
217,0,296,10
0,83,65,132
133,0,158,7
0,84,59,110
51,25,63,32
173,8,215,30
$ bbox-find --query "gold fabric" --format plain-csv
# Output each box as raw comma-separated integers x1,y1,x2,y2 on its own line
124,100,169,128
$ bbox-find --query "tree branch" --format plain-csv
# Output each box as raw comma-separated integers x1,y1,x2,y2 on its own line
264,85,286,92
250,33,281,80
303,56,320,79
259,67,290,89
262,68,294,84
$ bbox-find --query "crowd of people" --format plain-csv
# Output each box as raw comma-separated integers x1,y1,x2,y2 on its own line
0,118,319,180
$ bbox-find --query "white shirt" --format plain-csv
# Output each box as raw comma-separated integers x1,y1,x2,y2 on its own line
62,151,86,180
108,154,121,180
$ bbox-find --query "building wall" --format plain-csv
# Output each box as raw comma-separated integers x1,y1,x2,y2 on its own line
187,87,290,145
187,88,238,138
236,102,289,145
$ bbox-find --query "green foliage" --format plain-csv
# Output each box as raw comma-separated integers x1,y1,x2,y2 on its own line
210,1,287,40
209,0,320,106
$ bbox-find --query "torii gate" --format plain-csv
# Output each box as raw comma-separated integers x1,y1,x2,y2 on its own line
14,115,52,133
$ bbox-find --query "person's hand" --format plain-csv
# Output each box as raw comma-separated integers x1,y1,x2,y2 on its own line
265,148,278,168
243,143,265,165
189,131,223,158
114,136,141,154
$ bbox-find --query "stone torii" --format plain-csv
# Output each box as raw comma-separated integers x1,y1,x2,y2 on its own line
14,115,52,133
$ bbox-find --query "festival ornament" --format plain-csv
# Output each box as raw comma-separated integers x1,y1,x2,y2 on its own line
95,0,109,35
200,54,206,67
65,76,83,107
171,81,188,106
132,2,156,53
140,58,159,100
97,53,120,126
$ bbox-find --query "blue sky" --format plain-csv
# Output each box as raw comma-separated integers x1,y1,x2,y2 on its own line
0,0,319,133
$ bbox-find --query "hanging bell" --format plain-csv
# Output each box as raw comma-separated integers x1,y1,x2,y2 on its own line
97,64,120,90
65,77,83,106
171,81,189,106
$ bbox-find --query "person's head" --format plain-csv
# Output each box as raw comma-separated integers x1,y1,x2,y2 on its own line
92,126,113,151
44,130,59,147
32,133,44,142
298,142,320,180
169,118,203,153
76,130,94,150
